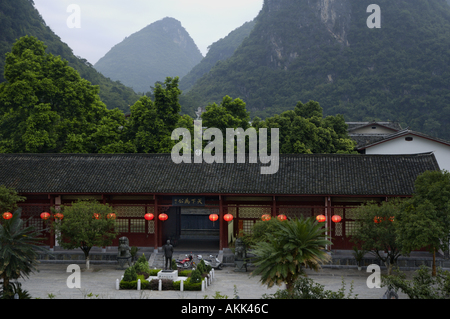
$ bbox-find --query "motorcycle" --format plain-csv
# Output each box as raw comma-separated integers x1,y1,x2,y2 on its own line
176,254,195,269
197,254,223,270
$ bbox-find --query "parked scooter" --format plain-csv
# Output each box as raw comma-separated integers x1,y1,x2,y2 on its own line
176,254,194,269
197,254,223,270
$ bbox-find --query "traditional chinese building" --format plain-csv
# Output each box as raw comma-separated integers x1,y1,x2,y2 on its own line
0,152,439,251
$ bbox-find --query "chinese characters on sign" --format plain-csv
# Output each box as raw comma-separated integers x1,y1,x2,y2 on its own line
172,196,205,206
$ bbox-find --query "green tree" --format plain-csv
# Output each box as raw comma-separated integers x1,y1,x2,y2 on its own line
382,265,450,299
0,36,125,153
262,276,357,299
396,170,450,276
350,200,404,275
0,185,26,213
0,208,47,299
251,217,331,295
252,101,356,154
202,96,251,132
125,77,182,153
52,200,119,269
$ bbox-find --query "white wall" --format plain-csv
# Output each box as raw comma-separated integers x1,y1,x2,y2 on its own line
365,134,450,172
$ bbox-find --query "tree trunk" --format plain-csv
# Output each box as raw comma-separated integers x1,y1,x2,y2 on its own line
86,256,90,270
1,274,10,298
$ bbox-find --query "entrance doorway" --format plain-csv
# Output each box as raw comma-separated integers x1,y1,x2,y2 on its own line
162,206,220,250
180,207,219,250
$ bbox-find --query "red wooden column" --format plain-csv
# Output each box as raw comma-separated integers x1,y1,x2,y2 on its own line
154,195,159,251
219,195,227,250
272,196,277,217
49,195,55,249
325,196,332,251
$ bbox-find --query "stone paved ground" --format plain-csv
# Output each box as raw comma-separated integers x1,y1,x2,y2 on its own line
16,263,411,300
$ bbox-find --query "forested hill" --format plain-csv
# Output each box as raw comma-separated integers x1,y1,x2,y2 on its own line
179,19,256,92
0,0,141,113
94,17,203,95
181,0,450,140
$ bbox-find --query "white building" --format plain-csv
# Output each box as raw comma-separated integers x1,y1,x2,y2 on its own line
350,124,450,172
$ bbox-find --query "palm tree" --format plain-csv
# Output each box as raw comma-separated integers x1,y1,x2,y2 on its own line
251,216,331,294
0,208,48,299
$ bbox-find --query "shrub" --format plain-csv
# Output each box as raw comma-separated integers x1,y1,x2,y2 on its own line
136,253,147,264
190,269,202,284
123,266,137,282
133,260,150,275
262,276,357,299
382,265,450,299
178,270,192,277
183,277,202,291
197,260,207,274
149,269,161,276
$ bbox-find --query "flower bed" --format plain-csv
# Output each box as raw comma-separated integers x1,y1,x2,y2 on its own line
118,255,213,291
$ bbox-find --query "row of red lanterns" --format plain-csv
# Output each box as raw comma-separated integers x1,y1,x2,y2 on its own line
316,215,342,223
3,211,393,225
261,214,287,221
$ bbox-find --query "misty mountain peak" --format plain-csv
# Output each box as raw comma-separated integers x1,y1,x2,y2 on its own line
94,17,203,94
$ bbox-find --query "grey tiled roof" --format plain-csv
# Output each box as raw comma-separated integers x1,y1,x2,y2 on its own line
0,153,439,196
357,130,450,150
346,122,402,132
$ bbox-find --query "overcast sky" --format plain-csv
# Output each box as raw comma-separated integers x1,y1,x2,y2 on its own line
33,0,264,65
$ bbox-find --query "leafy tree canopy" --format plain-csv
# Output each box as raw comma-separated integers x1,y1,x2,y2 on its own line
253,100,356,154
0,36,128,153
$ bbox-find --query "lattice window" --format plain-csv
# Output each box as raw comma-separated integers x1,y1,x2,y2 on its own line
240,220,255,234
130,219,145,233
20,205,50,231
278,206,312,219
333,206,344,218
345,221,361,236
313,207,325,217
335,223,343,236
345,207,359,220
115,219,129,233
148,221,155,234
227,205,237,217
26,217,45,232
239,206,271,219
114,206,145,218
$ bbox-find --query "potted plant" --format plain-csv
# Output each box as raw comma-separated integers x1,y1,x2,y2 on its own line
352,246,366,271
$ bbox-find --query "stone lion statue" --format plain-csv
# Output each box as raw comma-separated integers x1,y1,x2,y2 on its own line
117,236,132,268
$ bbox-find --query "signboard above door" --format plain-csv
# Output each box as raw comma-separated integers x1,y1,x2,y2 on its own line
172,196,205,206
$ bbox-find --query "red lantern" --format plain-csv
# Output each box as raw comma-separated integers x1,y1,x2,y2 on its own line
277,214,287,221
331,215,342,223
374,216,383,224
144,213,154,221
93,213,100,219
261,214,272,221
159,213,168,221
209,214,219,222
316,215,326,223
40,212,51,220
54,213,64,220
224,214,234,222
2,212,12,220
107,213,116,220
